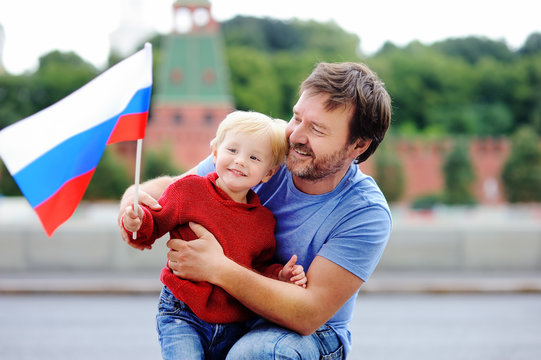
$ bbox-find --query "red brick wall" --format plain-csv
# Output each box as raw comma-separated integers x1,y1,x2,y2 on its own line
120,130,512,205
360,138,511,204
145,103,233,170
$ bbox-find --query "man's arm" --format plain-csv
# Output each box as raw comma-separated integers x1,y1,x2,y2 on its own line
166,224,363,335
216,255,361,335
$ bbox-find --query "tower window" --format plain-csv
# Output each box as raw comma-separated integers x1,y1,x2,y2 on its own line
204,112,214,126
171,68,183,84
202,69,215,84
174,113,183,125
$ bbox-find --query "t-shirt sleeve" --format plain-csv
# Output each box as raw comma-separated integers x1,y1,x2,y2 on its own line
317,204,391,282
197,155,215,176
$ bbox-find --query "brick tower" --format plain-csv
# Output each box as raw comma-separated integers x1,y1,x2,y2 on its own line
145,0,234,170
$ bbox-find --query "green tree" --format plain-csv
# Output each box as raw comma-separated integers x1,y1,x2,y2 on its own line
222,16,277,52
0,50,97,130
222,16,363,119
142,145,182,181
293,19,360,59
427,102,513,136
433,36,515,64
0,160,22,196
0,74,36,129
501,127,541,202
475,103,513,136
226,47,283,117
373,139,405,203
369,43,476,135
84,149,132,200
442,139,476,205
222,16,361,59
519,32,541,56
34,51,97,109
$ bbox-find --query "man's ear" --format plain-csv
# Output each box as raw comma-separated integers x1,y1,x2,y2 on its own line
260,165,280,183
352,138,372,158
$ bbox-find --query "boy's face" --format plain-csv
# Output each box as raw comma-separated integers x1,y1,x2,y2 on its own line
213,130,276,196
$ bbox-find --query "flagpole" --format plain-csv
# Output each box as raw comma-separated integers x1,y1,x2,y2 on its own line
132,138,143,240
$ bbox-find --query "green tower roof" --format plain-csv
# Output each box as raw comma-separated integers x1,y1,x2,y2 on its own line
155,32,232,104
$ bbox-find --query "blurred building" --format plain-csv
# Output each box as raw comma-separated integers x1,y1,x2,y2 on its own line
144,0,233,171
111,1,510,205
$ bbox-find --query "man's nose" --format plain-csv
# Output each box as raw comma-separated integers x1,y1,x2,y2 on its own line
287,121,307,144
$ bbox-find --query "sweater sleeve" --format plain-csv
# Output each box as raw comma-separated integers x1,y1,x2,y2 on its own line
125,180,184,246
250,211,283,279
122,206,158,249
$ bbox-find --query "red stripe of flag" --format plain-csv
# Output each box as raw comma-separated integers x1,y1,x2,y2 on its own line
34,170,95,236
107,112,148,145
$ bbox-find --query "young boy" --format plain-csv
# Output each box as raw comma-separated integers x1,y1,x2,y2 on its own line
121,111,306,360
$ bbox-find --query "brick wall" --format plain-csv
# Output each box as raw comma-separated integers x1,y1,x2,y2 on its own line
360,138,511,204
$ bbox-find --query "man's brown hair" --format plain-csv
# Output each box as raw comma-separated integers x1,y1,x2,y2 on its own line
300,62,392,163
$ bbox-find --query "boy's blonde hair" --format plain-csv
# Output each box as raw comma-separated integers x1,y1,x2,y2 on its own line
210,111,288,168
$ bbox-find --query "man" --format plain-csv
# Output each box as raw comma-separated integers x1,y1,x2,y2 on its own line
119,62,392,359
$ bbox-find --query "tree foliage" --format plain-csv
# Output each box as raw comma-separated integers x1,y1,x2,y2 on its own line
373,139,405,203
0,160,21,196
84,149,132,200
501,127,541,202
433,36,515,64
2,17,541,200
519,32,541,56
442,139,476,205
142,145,182,181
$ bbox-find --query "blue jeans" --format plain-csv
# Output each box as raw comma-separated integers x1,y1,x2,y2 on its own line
156,286,249,360
225,318,344,359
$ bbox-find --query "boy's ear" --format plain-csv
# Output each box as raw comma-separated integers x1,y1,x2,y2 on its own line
260,165,280,183
212,147,218,164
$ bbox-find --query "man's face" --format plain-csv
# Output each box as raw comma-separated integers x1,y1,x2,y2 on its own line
285,92,358,183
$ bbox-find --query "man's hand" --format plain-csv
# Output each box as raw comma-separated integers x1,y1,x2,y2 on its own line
166,222,227,283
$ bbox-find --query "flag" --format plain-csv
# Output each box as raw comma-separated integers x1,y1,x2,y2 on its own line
0,44,153,236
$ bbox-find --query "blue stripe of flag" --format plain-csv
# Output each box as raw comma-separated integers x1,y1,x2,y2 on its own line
13,86,151,208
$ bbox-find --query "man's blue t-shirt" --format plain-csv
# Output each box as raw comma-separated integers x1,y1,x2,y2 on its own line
198,157,392,355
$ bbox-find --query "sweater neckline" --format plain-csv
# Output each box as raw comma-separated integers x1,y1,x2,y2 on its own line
206,172,260,210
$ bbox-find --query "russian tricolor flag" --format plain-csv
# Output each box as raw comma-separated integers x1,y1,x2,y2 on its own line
0,44,153,236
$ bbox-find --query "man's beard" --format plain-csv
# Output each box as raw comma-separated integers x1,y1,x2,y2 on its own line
286,142,350,181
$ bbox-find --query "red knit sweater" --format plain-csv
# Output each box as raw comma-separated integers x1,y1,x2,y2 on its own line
128,172,282,323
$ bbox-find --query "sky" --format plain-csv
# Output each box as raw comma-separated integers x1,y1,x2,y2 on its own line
0,0,540,75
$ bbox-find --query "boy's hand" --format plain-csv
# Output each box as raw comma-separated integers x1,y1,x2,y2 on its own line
121,205,144,233
118,189,162,246
278,254,307,288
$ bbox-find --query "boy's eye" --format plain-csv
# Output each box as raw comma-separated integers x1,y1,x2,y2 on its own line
227,148,237,153
250,155,260,161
